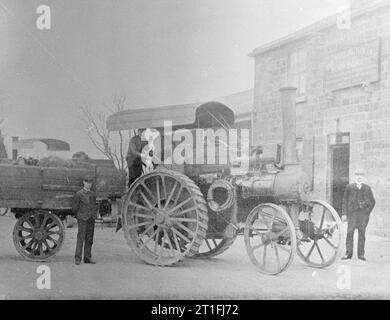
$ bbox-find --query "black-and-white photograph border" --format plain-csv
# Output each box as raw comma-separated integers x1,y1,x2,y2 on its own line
0,0,389,301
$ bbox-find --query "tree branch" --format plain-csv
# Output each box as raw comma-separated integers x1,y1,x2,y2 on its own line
80,96,128,169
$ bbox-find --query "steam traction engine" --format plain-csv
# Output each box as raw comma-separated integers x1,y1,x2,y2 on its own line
108,87,342,275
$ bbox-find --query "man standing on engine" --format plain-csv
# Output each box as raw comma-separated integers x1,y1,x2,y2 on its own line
126,128,145,188
341,169,375,261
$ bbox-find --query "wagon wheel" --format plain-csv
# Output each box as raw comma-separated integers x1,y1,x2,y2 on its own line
13,210,65,261
122,169,208,266
244,203,296,275
296,200,342,268
193,182,238,259
0,208,10,216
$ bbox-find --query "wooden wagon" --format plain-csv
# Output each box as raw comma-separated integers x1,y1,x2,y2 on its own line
1,158,125,261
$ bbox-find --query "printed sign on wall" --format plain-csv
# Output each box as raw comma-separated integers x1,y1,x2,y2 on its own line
324,38,381,91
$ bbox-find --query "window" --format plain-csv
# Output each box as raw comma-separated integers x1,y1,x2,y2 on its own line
328,132,350,145
289,49,307,96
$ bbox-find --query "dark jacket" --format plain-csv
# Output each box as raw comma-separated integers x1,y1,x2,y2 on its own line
342,183,375,217
126,135,143,167
72,188,97,221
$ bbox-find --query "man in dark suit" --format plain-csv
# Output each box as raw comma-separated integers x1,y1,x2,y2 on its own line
341,169,375,261
72,175,97,265
126,128,145,188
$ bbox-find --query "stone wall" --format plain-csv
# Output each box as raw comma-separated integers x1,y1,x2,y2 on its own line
253,4,390,236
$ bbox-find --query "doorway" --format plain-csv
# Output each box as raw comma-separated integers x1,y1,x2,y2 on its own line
329,133,350,216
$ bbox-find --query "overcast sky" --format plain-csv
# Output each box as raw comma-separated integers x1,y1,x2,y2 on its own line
0,0,349,158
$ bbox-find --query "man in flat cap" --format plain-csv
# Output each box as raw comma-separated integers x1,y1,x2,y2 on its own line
341,169,375,261
72,175,97,265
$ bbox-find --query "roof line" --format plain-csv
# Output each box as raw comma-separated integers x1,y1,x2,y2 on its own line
249,1,390,57
111,89,253,118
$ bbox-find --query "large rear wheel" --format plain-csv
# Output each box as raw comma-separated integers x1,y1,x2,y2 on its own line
122,170,208,266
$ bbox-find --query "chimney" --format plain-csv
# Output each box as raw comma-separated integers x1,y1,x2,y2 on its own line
279,87,298,166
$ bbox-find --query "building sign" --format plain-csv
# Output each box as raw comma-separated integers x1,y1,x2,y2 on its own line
324,39,381,91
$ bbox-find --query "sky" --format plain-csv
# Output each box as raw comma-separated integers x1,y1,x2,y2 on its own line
0,0,350,158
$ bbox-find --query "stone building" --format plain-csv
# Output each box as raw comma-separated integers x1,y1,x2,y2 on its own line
250,0,390,236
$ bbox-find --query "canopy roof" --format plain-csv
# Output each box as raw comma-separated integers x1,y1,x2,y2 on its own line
107,101,235,131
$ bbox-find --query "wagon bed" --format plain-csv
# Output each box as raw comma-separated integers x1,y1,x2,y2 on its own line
0,160,125,210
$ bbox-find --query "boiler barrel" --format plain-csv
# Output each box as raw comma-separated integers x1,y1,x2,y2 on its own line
236,165,311,201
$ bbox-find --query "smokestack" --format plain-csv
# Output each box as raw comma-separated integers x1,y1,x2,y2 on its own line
279,87,298,166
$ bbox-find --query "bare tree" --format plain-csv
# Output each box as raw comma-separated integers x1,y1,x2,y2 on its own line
81,96,128,170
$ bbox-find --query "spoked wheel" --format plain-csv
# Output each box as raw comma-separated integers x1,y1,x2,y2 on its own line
244,203,296,275
122,169,208,266
296,200,342,268
13,210,65,261
193,180,238,259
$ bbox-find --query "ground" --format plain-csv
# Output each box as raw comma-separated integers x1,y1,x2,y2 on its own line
0,214,389,299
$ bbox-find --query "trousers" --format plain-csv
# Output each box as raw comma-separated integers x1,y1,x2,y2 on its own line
346,212,370,257
75,217,95,262
127,157,143,188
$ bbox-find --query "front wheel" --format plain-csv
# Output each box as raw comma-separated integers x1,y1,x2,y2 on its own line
244,203,296,275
